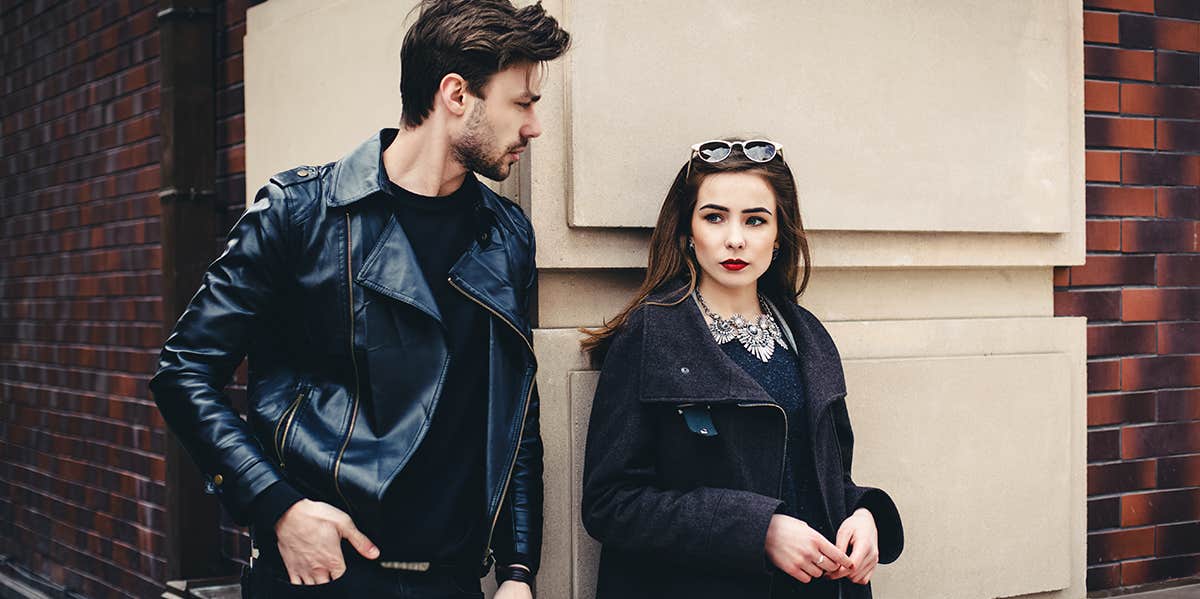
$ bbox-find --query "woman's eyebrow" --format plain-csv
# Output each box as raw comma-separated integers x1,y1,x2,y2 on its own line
698,203,728,212
742,207,772,215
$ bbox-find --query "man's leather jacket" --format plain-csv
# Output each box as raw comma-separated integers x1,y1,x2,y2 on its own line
149,130,542,573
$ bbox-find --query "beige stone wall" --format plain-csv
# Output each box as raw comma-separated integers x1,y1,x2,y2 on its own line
246,1,1086,597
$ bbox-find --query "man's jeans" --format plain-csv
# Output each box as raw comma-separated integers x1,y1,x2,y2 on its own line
242,538,484,599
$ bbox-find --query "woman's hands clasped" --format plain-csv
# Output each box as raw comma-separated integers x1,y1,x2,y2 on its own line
764,514,853,583
828,507,879,584
765,508,879,585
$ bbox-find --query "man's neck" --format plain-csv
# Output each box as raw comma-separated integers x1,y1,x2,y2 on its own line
381,124,470,197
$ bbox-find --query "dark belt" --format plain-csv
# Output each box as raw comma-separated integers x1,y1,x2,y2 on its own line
250,531,486,578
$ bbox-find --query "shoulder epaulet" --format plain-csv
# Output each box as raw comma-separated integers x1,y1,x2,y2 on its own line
270,166,319,188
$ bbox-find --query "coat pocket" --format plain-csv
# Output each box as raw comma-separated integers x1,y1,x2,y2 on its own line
273,383,311,468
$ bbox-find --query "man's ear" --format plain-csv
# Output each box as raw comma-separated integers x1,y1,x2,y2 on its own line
437,73,469,118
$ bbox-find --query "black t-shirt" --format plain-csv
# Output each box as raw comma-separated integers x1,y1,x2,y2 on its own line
377,171,492,565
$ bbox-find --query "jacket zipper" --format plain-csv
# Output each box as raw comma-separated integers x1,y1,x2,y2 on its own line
274,388,307,467
735,402,788,499
737,401,786,597
447,276,536,568
333,212,362,511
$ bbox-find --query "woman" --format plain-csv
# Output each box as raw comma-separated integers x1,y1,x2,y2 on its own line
580,139,903,599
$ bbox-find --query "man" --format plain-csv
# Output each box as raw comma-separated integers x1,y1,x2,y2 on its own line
149,1,569,596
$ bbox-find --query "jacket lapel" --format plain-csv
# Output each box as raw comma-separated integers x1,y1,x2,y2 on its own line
354,213,442,324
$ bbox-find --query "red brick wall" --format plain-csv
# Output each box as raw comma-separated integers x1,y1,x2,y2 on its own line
1059,0,1200,592
0,1,252,596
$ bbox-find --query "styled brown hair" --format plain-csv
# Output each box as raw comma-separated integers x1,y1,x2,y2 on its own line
400,0,570,128
580,140,812,356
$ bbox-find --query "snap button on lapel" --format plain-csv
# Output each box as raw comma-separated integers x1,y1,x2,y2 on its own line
680,367,690,374
296,169,309,177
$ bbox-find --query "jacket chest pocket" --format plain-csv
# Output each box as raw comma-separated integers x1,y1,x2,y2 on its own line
651,403,785,498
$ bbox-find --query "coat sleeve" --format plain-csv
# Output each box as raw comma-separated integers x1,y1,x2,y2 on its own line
831,399,905,564
581,309,784,575
148,183,291,525
491,218,543,578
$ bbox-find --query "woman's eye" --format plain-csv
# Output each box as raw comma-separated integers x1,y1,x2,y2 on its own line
703,213,724,223
747,216,767,226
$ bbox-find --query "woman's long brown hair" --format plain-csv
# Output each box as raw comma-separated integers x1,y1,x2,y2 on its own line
580,140,812,356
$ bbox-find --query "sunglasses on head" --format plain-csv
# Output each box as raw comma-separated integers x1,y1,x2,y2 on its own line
690,139,783,164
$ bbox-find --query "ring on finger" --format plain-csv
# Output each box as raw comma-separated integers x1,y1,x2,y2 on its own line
816,555,824,566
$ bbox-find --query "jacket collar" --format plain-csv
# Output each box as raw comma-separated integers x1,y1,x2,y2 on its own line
327,129,508,220
640,282,848,407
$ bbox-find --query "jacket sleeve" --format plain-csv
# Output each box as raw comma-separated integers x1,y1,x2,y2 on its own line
148,183,291,525
831,399,905,564
581,310,783,575
492,219,544,578
492,382,544,577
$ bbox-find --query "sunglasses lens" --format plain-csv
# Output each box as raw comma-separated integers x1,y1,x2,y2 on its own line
743,141,777,162
697,142,731,163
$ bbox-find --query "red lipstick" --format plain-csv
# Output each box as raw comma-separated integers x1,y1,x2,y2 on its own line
720,259,749,272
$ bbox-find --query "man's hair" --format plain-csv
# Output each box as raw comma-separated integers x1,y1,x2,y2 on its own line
400,0,571,128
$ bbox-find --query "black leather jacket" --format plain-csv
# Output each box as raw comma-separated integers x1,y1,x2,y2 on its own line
149,130,542,573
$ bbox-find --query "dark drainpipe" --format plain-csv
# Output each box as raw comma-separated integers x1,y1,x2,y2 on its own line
156,0,228,582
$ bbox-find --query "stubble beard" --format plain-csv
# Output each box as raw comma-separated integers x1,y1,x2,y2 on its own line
453,102,511,181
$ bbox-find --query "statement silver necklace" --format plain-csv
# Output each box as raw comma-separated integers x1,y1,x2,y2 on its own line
694,289,787,362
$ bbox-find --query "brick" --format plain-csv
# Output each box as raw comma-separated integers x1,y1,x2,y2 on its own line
1086,150,1122,182
1054,265,1071,287
1157,390,1200,422
1091,359,1124,392
1088,527,1156,564
1156,51,1200,85
1055,289,1122,320
1090,429,1122,461
1088,460,1158,495
1122,421,1200,457
1120,14,1200,51
1086,80,1122,113
1158,455,1200,487
1157,522,1200,556
1086,115,1155,148
1122,152,1200,186
1090,497,1122,528
1087,186,1156,216
1121,488,1200,526
1122,83,1200,118
1157,119,1200,152
1085,11,1121,43
1122,355,1200,390
1084,46,1156,80
1085,0,1155,12
1089,391,1157,425
1088,564,1122,591
1089,324,1157,356
1072,254,1155,286
1157,187,1200,218
1159,323,1200,354
1122,220,1199,252
1121,554,1200,586
1155,0,1200,19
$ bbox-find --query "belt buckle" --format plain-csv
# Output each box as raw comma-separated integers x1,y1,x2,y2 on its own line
378,561,432,572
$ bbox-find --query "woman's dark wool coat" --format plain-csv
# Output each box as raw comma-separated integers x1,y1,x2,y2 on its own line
581,288,904,599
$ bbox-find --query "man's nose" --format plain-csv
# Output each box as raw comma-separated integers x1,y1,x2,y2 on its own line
524,109,543,139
